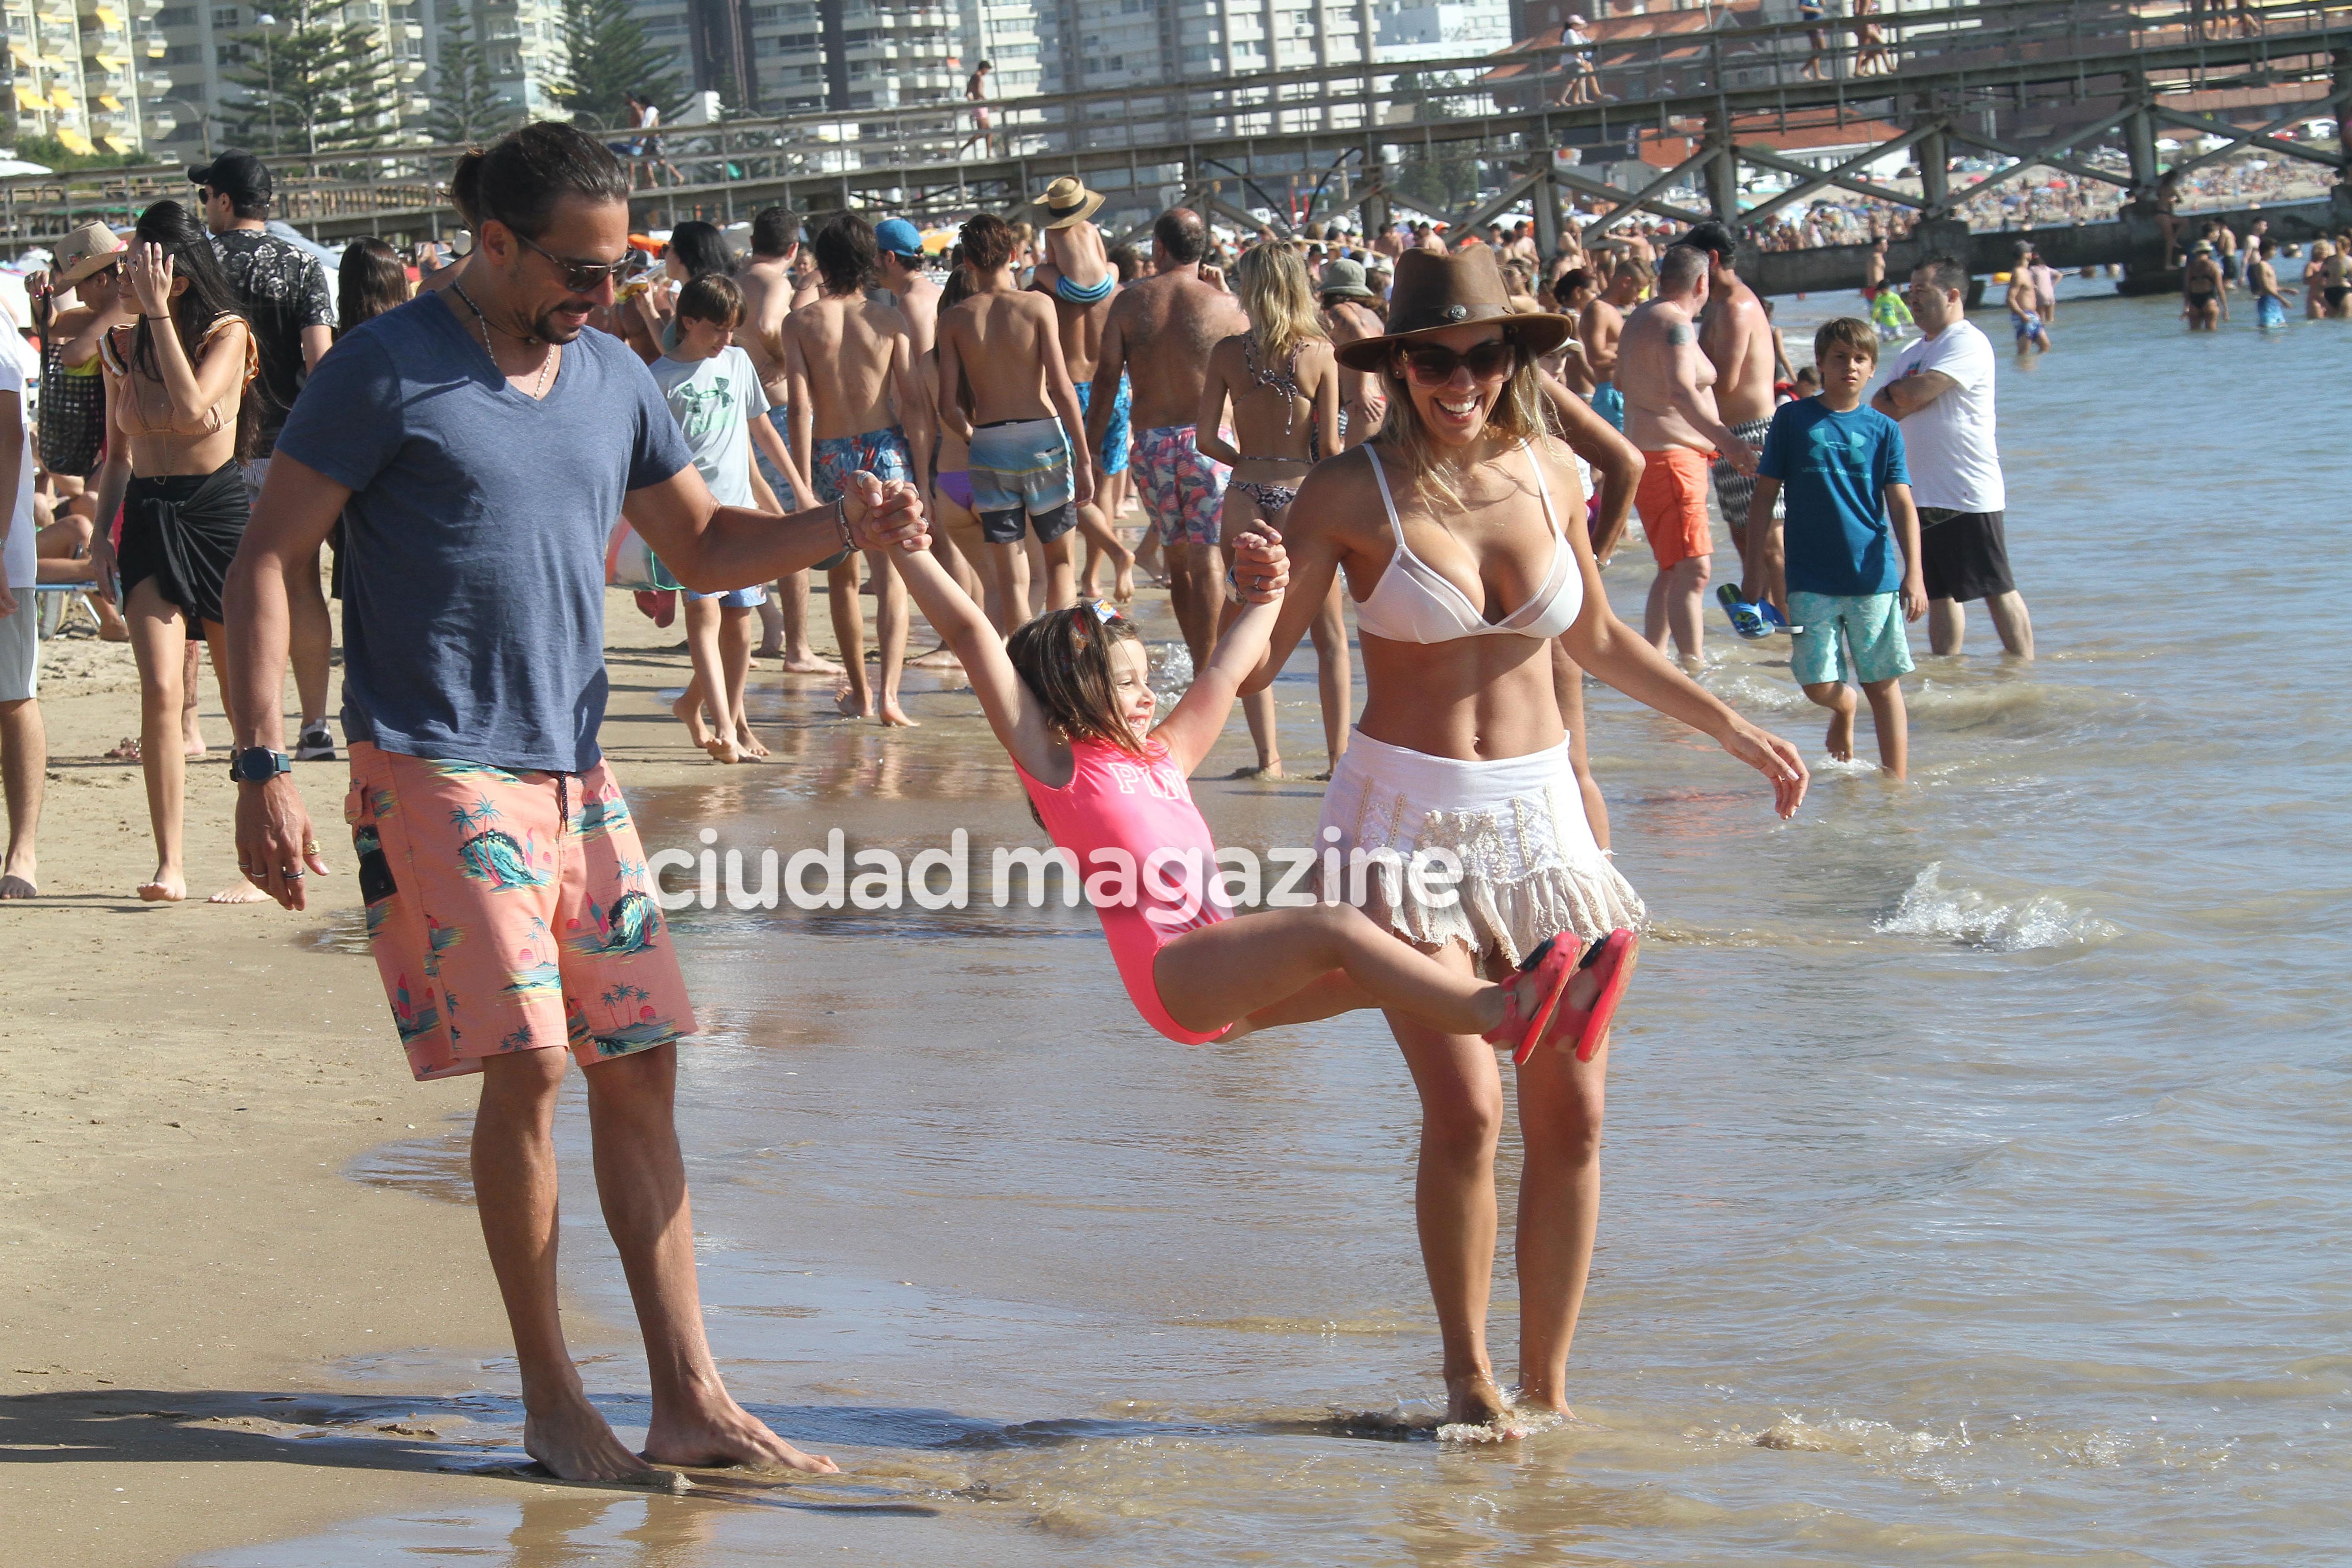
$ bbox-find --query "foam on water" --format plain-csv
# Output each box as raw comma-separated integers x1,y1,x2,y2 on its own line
1874,862,2119,951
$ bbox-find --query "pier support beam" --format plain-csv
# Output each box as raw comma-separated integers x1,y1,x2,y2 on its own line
1361,188,1389,240
1706,103,1739,222
1532,167,1560,258
1916,123,1948,216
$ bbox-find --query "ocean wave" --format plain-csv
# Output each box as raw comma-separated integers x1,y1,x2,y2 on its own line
1874,863,2118,951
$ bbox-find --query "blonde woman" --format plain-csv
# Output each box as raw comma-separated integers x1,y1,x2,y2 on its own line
1242,249,1805,1428
85,201,259,902
1196,243,1348,778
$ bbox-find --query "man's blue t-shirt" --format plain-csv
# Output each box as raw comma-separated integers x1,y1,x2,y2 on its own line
277,294,692,773
1756,398,1911,597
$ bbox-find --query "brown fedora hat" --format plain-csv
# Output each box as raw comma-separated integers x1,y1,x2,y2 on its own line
1335,247,1572,371
1037,175,1105,230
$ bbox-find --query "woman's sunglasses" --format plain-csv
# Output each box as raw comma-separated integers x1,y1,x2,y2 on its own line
1398,337,1520,386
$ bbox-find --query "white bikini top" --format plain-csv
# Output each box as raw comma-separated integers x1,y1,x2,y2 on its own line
1352,441,1583,644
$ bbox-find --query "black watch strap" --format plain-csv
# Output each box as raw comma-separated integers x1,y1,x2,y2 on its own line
229,747,292,784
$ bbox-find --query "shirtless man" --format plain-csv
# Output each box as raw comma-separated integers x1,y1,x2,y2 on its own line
782,213,936,726
1318,256,1388,445
1028,179,1136,601
1579,255,1643,431
1089,209,1248,666
1685,221,1778,570
1615,243,1756,669
735,207,835,672
936,212,1094,625
1862,233,1889,295
2006,258,2053,350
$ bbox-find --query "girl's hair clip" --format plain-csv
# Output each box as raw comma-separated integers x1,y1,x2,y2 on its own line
1086,599,1122,623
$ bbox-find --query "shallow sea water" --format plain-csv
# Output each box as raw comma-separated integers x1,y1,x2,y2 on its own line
195,288,2351,1567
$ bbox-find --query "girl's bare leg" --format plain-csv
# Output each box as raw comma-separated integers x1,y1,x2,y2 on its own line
1153,902,1516,1039
126,580,187,900
181,641,205,756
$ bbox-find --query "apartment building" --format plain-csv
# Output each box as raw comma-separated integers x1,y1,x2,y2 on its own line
6,0,168,157
138,0,437,154
636,0,961,116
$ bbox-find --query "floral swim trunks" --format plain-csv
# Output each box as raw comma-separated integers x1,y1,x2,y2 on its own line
810,425,913,570
345,742,697,1082
1131,422,1231,547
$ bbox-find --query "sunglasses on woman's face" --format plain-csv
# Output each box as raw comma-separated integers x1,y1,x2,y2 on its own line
1399,337,1519,386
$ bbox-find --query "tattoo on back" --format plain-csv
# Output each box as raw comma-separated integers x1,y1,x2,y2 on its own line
1666,323,1694,347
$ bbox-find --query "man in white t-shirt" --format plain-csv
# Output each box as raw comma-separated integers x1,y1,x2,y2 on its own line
0,338,41,897
1871,256,2035,659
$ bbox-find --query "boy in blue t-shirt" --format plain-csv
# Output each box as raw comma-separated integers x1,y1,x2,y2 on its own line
1741,317,1925,778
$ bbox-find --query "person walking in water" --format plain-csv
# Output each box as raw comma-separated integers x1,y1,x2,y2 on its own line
1028,179,1137,604
225,122,926,1486
1195,242,1348,780
935,212,1093,626
2180,240,2225,331
2005,260,2052,352
783,213,935,726
1239,247,1806,1429
1873,256,2033,660
1684,221,1776,572
1577,257,1641,432
1089,210,1248,677
1616,243,1756,669
2247,237,2290,330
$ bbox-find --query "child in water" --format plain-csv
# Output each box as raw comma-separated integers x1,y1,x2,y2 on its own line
858,474,1637,1060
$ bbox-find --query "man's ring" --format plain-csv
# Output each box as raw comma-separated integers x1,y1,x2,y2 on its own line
282,867,306,879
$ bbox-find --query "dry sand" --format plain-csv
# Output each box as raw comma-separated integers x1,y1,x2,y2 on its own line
0,582,977,1565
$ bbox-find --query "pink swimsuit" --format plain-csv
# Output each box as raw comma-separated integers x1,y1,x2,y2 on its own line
1015,735,1232,1043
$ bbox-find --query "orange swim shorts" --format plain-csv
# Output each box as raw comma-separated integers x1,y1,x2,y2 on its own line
1636,446,1716,570
345,742,697,1082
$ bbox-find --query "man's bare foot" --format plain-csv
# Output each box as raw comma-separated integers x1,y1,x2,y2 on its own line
779,651,844,675
835,683,874,719
643,1401,841,1476
0,868,35,899
876,695,919,728
732,723,769,760
139,875,186,903
1825,710,1855,763
1445,1371,1510,1427
703,734,744,764
208,883,270,904
524,1400,673,1486
671,691,713,748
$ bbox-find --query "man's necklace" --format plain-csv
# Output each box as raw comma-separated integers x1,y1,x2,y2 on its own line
450,281,556,398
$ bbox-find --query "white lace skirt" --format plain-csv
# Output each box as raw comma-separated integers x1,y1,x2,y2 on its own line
1317,729,1645,971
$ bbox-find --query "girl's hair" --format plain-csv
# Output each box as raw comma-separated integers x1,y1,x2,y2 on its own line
1233,243,1323,370
127,199,256,454
335,237,408,337
450,121,628,240
1006,606,1149,756
666,219,733,280
1371,329,1550,512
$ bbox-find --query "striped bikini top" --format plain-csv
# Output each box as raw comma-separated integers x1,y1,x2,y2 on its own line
1351,441,1582,644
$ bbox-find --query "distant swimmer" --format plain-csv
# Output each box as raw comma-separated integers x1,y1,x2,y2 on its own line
2247,238,2290,331
2005,255,2052,352
2181,239,2226,331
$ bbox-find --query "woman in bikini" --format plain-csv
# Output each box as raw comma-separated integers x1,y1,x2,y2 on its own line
1196,243,1351,779
85,201,259,903
1242,249,1807,1429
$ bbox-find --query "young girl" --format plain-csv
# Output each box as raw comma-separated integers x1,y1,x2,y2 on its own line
868,473,1635,1060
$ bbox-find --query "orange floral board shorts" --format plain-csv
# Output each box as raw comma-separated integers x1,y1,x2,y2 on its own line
1635,446,1717,569
344,742,697,1082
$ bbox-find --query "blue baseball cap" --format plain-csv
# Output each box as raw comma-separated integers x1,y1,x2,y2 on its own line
874,218,924,260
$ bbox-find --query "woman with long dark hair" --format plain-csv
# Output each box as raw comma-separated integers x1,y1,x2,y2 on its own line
87,199,258,902
623,219,733,361
1240,248,1806,1428
335,237,411,336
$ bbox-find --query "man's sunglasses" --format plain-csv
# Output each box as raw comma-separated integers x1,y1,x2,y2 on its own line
508,225,635,293
1398,337,1520,386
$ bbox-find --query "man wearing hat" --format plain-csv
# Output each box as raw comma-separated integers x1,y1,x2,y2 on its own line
874,216,942,367
191,150,339,763
1318,257,1387,449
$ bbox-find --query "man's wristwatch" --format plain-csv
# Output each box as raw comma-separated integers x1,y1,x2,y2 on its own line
228,747,292,784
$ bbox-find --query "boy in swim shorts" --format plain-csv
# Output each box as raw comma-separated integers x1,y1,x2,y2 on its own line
969,415,1078,545
1742,318,1924,778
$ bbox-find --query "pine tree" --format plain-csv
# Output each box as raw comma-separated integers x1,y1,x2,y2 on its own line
548,0,685,132
426,13,518,146
226,0,402,156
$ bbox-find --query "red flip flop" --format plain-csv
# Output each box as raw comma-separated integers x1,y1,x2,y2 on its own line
1549,929,1640,1062
1483,931,1580,1067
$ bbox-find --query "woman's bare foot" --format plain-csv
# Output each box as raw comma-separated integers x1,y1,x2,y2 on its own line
876,695,919,728
95,597,129,642
0,860,35,899
1445,1371,1510,1427
139,872,186,902
524,1400,673,1486
703,733,744,764
671,691,713,748
643,1402,840,1477
1114,556,1136,604
835,682,874,719
779,651,844,676
1824,709,1855,763
732,722,769,760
